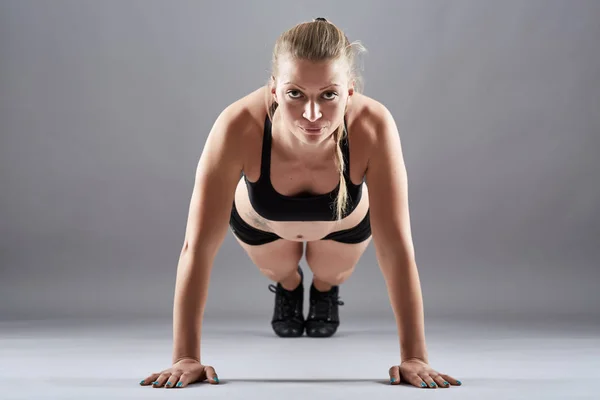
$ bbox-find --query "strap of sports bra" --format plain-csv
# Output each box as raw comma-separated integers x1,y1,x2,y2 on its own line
260,113,273,180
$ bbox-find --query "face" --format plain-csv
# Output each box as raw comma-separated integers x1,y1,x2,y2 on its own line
271,56,354,146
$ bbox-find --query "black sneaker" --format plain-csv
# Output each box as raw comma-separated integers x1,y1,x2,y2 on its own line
267,266,305,338
305,283,345,338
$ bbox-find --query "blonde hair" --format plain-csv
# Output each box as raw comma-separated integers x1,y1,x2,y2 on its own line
266,18,367,221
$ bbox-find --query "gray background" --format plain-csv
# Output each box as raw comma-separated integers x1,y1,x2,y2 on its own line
1,0,599,322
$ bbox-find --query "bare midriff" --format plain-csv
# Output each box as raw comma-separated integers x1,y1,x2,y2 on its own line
233,177,370,242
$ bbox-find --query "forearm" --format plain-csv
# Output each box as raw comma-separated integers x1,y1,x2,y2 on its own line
171,249,214,364
379,254,429,363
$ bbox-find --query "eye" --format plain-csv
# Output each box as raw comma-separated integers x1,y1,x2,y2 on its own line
287,90,302,99
286,90,339,100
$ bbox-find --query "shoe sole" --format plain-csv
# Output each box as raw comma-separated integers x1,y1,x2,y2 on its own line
305,321,339,338
272,321,305,337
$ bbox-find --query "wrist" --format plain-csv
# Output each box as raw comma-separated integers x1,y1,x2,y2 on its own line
172,356,200,364
401,340,428,363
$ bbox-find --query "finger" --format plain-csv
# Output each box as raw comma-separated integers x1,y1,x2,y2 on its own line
140,372,161,386
439,374,462,386
204,365,220,384
165,372,182,389
388,365,401,385
176,372,195,388
152,372,171,388
431,373,450,388
419,373,438,389
405,373,427,388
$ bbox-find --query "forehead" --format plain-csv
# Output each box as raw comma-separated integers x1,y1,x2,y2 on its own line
277,57,348,87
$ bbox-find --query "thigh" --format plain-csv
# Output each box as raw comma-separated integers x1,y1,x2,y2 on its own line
305,236,371,283
234,235,303,277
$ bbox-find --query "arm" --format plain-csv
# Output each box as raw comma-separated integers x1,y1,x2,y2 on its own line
365,103,428,364
171,105,246,364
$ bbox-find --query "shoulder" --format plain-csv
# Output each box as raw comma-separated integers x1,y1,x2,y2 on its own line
346,92,400,154
202,86,269,174
214,86,270,144
201,86,268,159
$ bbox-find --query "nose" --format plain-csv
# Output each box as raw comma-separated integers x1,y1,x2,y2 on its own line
302,102,322,122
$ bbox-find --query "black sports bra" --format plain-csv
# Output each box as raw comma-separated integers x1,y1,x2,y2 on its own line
243,108,363,222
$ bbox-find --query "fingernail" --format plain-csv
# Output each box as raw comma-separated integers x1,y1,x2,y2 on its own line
177,382,183,387
430,382,436,387
456,380,462,385
390,378,396,383
166,381,171,386
443,381,449,386
152,381,158,385
214,377,219,383
421,382,427,387
139,380,145,385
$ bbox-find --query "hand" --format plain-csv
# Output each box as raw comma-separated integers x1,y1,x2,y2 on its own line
389,358,462,389
139,358,219,389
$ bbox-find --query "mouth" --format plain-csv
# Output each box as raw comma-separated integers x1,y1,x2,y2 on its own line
301,126,324,134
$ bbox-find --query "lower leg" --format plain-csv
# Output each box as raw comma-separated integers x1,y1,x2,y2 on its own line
279,268,302,291
312,276,333,292
311,266,354,292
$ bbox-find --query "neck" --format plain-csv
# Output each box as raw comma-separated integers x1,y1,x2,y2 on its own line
272,114,337,163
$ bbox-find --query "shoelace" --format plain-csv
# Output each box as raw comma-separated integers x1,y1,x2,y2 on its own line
268,284,299,318
310,290,344,320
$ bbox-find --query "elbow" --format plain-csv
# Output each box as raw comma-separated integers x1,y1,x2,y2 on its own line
373,231,415,265
180,233,223,262
181,239,199,256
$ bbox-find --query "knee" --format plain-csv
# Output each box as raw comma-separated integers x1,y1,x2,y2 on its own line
310,264,356,286
257,264,299,282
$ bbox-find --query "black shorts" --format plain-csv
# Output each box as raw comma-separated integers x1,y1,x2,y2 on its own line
229,201,371,246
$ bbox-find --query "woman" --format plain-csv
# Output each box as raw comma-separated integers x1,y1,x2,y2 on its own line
140,17,462,390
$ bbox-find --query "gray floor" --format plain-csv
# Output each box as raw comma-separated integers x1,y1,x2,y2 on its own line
1,315,598,399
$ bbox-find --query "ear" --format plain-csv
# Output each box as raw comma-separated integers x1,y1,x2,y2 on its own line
270,76,278,101
348,79,355,96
